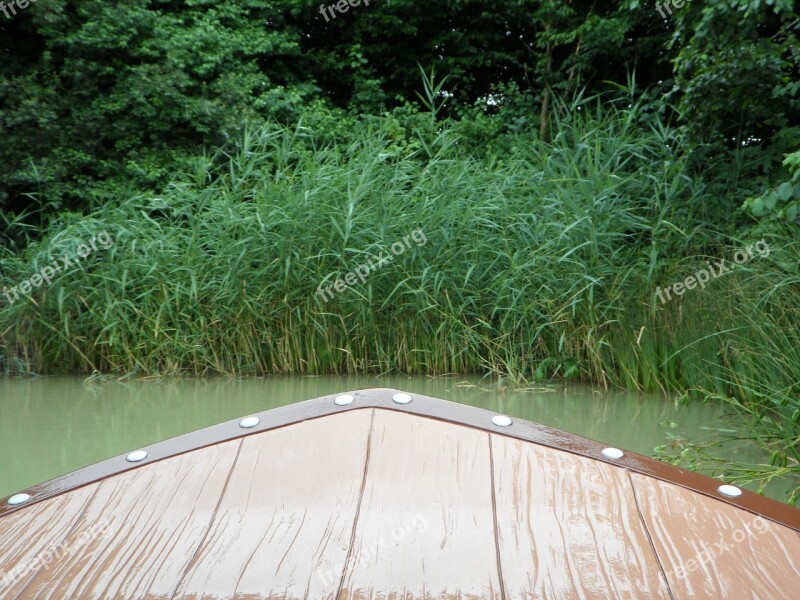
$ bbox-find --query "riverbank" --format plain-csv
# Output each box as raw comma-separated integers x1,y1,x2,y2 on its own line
1,102,798,505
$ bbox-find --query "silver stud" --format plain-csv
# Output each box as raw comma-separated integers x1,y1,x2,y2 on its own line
602,447,624,459
718,484,743,498
334,394,354,406
392,393,413,404
126,450,148,463
239,416,260,428
492,415,512,427
8,493,30,506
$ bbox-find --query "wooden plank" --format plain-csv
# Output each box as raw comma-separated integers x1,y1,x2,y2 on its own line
4,389,798,534
491,435,671,599
174,409,374,600
0,488,96,597
2,392,797,599
630,472,800,598
338,409,503,599
16,439,241,598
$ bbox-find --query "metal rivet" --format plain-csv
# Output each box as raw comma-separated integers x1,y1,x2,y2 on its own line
239,416,260,428
492,415,512,427
393,393,413,405
602,447,624,459
8,493,30,506
334,394,354,406
126,450,148,463
718,484,743,498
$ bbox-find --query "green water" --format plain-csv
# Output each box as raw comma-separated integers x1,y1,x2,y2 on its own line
0,376,780,501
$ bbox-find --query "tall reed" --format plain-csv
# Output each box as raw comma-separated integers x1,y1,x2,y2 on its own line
0,96,787,392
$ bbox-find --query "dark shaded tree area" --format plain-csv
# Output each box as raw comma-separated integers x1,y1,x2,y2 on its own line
0,0,797,246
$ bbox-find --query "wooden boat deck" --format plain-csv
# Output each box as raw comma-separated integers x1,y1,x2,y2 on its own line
1,388,799,599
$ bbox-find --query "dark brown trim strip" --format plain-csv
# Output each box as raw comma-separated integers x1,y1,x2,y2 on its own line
487,432,507,600
168,437,245,600
626,470,675,600
1,388,798,532
335,408,375,597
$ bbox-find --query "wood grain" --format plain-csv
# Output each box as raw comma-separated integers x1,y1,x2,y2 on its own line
491,435,671,599
338,409,503,600
630,472,800,599
15,439,241,599
174,409,374,600
2,395,798,599
0,488,96,598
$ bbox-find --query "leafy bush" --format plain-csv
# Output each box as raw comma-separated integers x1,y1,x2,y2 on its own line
743,150,800,225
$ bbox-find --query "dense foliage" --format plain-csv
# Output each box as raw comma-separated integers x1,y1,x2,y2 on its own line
2,0,797,236
1,1,798,501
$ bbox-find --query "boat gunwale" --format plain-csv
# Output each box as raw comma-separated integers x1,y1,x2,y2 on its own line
1,387,798,531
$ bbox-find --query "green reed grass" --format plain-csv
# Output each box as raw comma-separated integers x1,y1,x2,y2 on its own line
3,93,799,500
0,96,793,393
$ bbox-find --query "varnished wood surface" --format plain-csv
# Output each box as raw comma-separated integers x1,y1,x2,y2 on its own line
630,472,800,599
1,392,799,599
0,487,97,597
175,410,373,599
338,410,503,599
13,440,240,599
491,435,670,599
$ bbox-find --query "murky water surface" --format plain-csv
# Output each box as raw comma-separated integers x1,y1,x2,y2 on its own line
0,375,781,500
